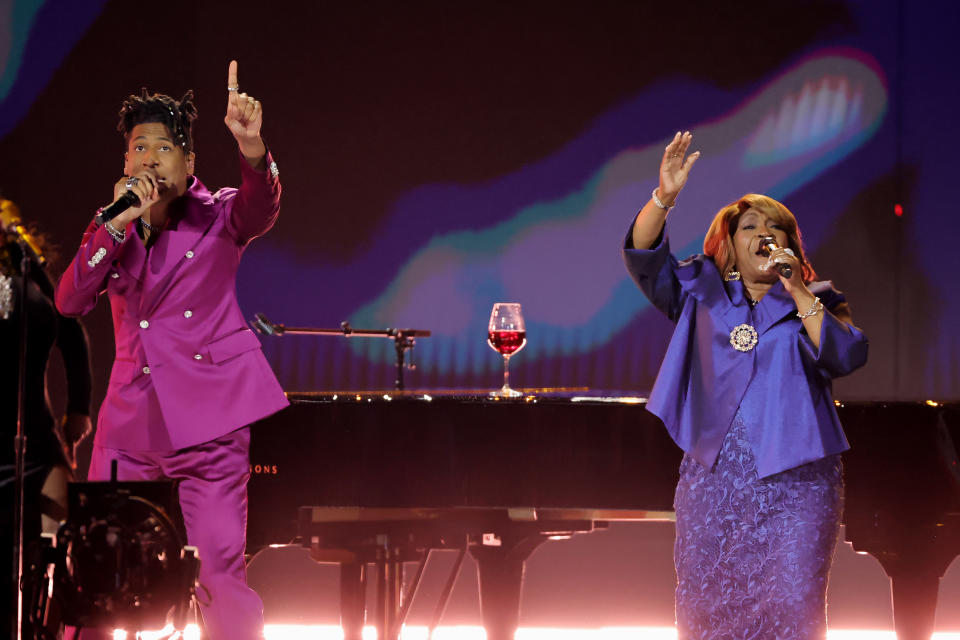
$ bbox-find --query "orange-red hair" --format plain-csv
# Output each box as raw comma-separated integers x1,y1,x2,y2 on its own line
703,193,816,282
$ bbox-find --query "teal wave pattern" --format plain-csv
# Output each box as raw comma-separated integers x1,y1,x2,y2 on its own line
334,50,887,378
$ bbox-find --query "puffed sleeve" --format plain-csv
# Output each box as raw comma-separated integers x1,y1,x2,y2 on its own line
224,149,282,246
622,224,690,322
798,285,869,378
55,217,129,317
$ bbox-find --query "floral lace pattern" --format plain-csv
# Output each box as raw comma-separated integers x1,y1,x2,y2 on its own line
674,410,843,639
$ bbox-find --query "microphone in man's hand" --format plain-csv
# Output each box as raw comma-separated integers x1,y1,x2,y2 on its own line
95,191,141,225
758,235,793,279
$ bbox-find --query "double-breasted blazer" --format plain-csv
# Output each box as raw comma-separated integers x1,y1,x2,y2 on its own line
56,153,289,451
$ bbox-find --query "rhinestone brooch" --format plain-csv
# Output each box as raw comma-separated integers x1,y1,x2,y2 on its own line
729,323,758,352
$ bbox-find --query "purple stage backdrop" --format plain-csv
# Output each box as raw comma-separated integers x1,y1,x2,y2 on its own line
4,1,958,403
3,0,960,630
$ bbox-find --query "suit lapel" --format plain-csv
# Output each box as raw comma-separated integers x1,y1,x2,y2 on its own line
678,258,794,332
678,259,735,311
754,281,796,335
116,225,146,282
719,278,749,327
140,178,217,315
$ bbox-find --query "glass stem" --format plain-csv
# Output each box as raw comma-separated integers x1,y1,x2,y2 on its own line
502,355,511,390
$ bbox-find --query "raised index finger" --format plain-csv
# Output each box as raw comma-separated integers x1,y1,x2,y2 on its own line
227,60,239,110
228,60,239,89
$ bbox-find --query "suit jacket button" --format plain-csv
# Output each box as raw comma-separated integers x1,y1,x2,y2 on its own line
142,366,151,374
139,320,149,329
185,250,194,259
194,354,203,360
184,310,193,318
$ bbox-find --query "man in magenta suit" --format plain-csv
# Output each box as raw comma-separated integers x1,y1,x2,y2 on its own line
55,61,288,639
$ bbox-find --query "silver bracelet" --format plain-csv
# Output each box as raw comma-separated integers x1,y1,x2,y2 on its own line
104,220,126,244
797,296,823,319
651,188,676,210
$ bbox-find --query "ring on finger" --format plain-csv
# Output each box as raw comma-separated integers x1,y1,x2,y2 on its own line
125,177,139,189
228,85,240,92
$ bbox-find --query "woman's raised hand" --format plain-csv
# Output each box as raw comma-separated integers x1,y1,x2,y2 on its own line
631,131,700,248
658,131,700,205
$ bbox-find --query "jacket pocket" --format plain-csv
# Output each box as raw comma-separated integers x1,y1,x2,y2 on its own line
205,328,261,365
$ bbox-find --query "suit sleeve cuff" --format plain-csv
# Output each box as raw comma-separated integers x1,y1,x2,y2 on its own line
83,220,127,268
622,220,671,284
799,312,869,377
238,148,280,183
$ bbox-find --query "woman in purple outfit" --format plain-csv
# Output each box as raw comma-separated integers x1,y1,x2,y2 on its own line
622,132,869,638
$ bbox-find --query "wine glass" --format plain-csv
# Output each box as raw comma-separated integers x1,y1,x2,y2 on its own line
487,302,527,397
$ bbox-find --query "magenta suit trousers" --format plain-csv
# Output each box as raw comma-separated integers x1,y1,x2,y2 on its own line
71,427,262,640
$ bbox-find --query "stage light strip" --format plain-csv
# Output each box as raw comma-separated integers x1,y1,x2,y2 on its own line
112,626,960,640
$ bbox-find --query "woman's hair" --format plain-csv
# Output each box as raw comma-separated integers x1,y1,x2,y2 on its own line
117,88,199,154
1,225,58,274
1,198,58,273
702,193,816,282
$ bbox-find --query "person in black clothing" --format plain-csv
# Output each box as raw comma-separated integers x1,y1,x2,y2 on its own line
1,198,93,638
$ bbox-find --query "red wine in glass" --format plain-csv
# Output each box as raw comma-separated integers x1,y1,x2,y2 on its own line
488,303,526,397
487,330,527,356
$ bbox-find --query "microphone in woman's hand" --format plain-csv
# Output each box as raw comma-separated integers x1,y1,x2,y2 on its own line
758,236,793,279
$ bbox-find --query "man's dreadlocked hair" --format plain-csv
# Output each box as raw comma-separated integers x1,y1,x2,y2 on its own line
118,88,199,154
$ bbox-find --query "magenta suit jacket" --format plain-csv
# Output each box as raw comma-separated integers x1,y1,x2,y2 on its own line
56,153,289,451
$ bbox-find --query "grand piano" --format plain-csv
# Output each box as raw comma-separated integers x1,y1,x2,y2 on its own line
247,392,960,640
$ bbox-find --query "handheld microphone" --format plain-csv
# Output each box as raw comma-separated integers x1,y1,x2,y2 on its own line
95,191,141,226
758,235,792,279
1,199,46,265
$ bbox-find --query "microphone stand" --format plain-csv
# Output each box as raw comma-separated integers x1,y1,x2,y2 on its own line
251,313,431,391
12,234,41,640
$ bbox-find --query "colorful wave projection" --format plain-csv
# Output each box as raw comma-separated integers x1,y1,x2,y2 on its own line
246,49,887,390
0,0,108,140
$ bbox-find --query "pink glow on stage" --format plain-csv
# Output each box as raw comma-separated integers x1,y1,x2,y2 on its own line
108,626,960,640
111,625,202,639
258,628,960,640
112,626,960,639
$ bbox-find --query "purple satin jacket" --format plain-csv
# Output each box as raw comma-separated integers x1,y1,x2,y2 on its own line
56,153,289,451
623,231,868,477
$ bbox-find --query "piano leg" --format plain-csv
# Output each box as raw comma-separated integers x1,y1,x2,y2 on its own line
371,544,405,640
889,569,941,640
386,549,402,640
469,534,547,640
340,562,366,640
860,525,960,640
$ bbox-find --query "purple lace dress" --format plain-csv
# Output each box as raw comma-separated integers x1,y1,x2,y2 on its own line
673,409,843,639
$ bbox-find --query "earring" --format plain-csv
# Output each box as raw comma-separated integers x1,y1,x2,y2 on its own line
725,270,741,281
